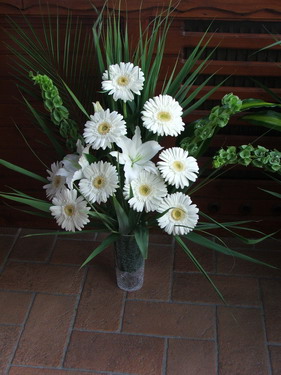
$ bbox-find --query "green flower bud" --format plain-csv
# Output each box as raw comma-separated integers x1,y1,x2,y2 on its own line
66,138,76,151
213,157,225,168
209,106,220,121
194,126,212,140
268,151,281,171
208,106,230,128
188,144,199,156
194,119,208,129
53,96,63,107
252,159,264,168
239,145,254,159
239,157,252,166
222,93,242,114
225,146,237,163
217,112,230,128
254,145,268,158
180,137,192,150
44,99,54,111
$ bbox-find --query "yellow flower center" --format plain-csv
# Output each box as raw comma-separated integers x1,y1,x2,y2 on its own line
98,122,111,135
53,175,62,188
139,184,151,196
157,111,172,122
93,176,105,189
172,161,185,172
171,208,185,221
64,204,75,217
117,75,129,86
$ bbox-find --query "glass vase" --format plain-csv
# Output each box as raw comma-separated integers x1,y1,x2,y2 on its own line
114,235,145,292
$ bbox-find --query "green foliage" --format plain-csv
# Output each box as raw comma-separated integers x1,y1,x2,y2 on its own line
5,12,96,105
186,231,276,268
80,232,120,268
241,110,281,132
0,159,47,183
213,145,281,173
92,5,220,134
30,72,80,150
180,93,242,157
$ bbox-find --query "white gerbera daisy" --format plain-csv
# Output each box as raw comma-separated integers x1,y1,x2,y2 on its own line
50,188,90,232
102,62,145,102
79,161,119,204
124,171,167,212
43,161,66,199
83,109,126,150
141,94,185,136
157,147,199,189
157,192,199,235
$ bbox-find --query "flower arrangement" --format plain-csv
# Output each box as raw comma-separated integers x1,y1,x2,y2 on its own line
1,4,279,295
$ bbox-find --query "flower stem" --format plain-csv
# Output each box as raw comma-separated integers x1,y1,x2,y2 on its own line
123,102,127,119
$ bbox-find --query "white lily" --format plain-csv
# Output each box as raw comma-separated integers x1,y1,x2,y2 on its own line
110,126,162,182
92,101,103,113
57,140,90,189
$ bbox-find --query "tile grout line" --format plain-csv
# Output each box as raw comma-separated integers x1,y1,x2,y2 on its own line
215,305,220,375
9,363,139,374
60,265,89,368
125,297,262,309
174,270,281,280
0,289,82,297
0,289,264,310
0,228,21,274
72,327,216,341
268,342,281,347
45,232,59,263
258,278,273,375
5,292,37,375
0,259,82,268
161,338,169,375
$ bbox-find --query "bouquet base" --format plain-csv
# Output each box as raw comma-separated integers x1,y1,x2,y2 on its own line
114,235,144,292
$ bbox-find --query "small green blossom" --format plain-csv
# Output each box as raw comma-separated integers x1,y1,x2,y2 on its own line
209,106,230,128
221,93,242,114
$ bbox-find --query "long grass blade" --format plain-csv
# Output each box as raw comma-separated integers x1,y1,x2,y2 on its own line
175,235,226,303
0,193,51,212
0,159,47,183
80,232,120,267
186,232,277,269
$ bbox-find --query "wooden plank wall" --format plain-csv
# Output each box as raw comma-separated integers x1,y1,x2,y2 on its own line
0,0,280,233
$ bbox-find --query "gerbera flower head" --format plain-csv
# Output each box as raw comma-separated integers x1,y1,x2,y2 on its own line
43,161,66,199
157,192,199,235
79,161,119,204
124,171,167,212
141,94,184,136
157,147,199,189
110,126,162,183
50,188,90,232
83,109,126,150
102,62,145,102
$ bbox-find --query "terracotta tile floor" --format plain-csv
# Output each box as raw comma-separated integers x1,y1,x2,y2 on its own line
0,226,281,375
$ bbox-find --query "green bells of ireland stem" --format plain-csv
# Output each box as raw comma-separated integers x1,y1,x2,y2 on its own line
30,72,80,150
213,144,281,173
